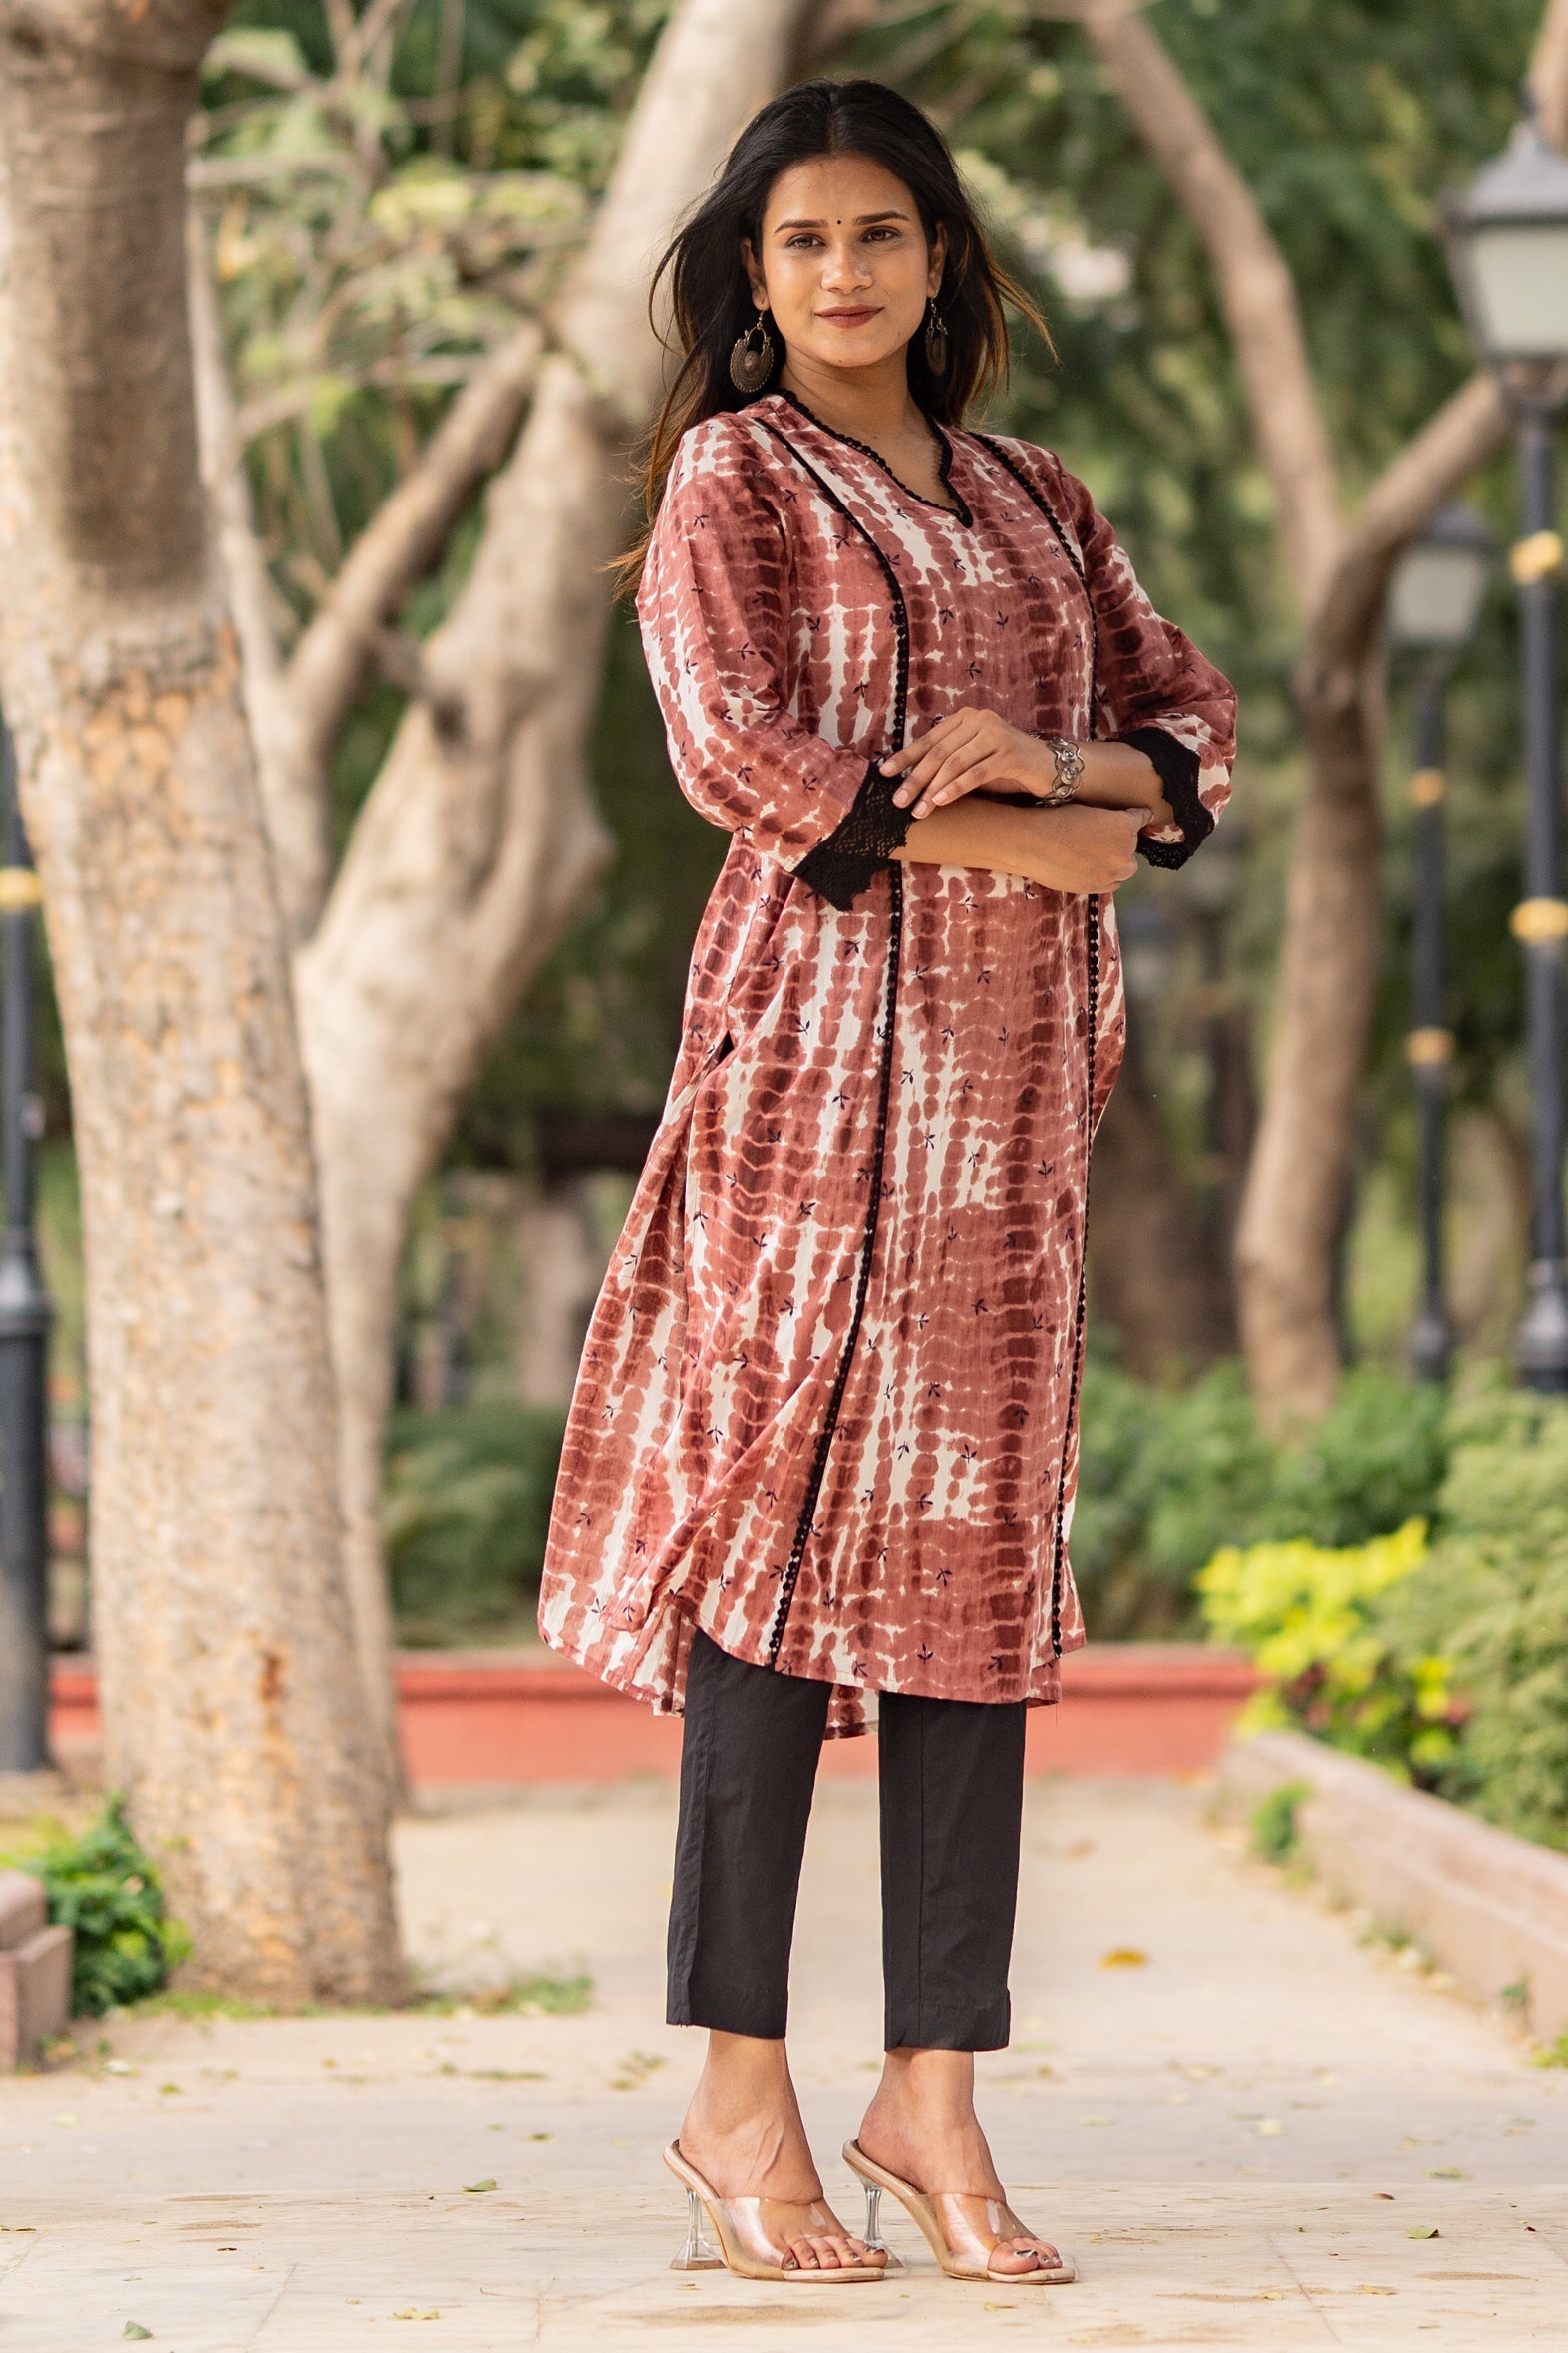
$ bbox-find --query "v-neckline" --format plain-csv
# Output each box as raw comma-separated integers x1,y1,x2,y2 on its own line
772,389,974,527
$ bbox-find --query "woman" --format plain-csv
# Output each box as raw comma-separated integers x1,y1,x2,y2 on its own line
539,78,1236,2287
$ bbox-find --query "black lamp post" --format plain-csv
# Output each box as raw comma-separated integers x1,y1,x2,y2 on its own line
0,721,53,1774
1385,506,1494,1382
1445,97,1568,1391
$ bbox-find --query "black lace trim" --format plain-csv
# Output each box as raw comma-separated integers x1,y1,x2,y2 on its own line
793,759,912,911
1118,725,1212,871
773,389,973,526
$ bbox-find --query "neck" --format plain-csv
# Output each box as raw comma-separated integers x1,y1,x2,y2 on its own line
777,348,924,444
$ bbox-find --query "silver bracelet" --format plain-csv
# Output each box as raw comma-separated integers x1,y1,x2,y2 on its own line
1042,737,1085,807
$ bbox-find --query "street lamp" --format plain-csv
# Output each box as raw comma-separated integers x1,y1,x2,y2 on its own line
1445,95,1568,1391
0,720,52,1773
1386,506,1494,1382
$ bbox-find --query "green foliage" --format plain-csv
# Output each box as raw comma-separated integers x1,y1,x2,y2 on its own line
385,1398,566,1641
0,1801,189,2017
1197,1518,1456,1774
1070,1357,1449,1634
1250,1778,1311,1864
1375,1390,1568,1851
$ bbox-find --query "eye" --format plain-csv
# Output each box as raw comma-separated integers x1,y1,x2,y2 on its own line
784,232,822,249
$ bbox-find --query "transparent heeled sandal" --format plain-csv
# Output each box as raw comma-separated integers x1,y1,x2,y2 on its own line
663,2141,889,2282
843,2138,1076,2285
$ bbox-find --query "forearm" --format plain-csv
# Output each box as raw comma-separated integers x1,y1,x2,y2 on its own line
1071,741,1170,827
891,797,1048,881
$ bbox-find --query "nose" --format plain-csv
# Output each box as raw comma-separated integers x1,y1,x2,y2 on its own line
820,239,872,293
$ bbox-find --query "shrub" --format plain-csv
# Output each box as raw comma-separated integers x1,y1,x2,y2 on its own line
1071,1356,1449,1636
1250,1778,1311,1863
1,1799,189,2016
385,1399,566,1643
1196,1518,1457,1776
1376,1389,1568,1852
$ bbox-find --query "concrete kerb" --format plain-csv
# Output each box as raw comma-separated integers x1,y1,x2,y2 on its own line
0,1867,72,2071
1216,1728,1568,2046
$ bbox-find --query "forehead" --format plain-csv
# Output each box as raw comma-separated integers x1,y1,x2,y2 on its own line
761,153,920,230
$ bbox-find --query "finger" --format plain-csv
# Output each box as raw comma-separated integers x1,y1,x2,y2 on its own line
911,748,993,817
880,712,964,776
913,753,1003,819
892,721,982,803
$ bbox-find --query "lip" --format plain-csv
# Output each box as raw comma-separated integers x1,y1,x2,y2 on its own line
817,305,882,326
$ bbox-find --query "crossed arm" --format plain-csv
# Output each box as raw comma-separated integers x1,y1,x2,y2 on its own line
885,709,1167,896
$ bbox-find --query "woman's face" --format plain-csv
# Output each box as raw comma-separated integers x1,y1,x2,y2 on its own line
742,154,945,378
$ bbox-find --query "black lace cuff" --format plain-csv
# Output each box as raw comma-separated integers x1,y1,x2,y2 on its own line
1117,726,1213,871
792,758,912,911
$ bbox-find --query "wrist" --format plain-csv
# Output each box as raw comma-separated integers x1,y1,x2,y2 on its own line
1035,736,1086,807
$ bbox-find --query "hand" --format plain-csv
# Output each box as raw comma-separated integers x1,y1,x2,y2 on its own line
1014,802,1147,895
881,707,1055,817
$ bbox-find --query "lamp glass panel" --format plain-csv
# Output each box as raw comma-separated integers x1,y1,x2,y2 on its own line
1466,223,1568,357
1387,546,1490,649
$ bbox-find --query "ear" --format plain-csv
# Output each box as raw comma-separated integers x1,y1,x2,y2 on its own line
927,221,948,299
739,237,769,313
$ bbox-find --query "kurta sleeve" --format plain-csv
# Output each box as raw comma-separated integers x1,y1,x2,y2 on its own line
1007,443,1238,869
637,418,909,909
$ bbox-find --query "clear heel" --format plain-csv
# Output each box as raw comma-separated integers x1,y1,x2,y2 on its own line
861,2183,885,2254
671,2186,725,2272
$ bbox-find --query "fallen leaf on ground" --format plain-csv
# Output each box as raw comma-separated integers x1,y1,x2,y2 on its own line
463,2179,497,2193
1099,1948,1147,1969
1428,2167,1467,2180
123,2327,152,2342
1360,2285,1396,2295
1407,2225,1439,2239
392,2310,440,2321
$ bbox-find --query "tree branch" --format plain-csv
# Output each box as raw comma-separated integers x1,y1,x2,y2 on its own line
1302,370,1514,708
1076,0,1345,616
273,315,544,932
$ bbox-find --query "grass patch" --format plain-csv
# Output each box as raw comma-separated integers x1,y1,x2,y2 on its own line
414,1970,593,2017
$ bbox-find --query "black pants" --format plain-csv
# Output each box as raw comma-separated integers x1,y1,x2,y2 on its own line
667,1628,1027,2052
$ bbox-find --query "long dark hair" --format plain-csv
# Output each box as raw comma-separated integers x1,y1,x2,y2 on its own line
622,78,1051,588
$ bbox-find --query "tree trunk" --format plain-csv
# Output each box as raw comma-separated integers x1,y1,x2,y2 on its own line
0,0,400,2002
292,0,816,1741
1237,376,1511,1422
1088,1016,1234,1375
1235,675,1384,1419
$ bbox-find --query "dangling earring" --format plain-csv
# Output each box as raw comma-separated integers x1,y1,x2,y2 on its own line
924,296,948,379
729,307,776,396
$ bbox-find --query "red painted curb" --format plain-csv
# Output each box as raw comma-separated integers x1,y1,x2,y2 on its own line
48,1643,1258,1786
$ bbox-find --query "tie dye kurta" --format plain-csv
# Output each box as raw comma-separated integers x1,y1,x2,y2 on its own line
538,391,1236,1736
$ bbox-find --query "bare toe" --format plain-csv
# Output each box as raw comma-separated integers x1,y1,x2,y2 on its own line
991,2236,1058,2275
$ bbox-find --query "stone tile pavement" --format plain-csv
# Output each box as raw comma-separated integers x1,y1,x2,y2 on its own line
1,1776,1565,2348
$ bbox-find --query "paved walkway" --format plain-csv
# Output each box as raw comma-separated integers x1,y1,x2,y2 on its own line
1,1775,1565,2348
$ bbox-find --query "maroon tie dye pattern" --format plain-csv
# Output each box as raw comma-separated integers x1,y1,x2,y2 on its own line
537,394,1236,1737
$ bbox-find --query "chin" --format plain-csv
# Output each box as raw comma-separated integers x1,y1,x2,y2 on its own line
799,335,911,371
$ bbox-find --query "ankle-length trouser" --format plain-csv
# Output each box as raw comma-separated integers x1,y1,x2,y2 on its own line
666,1628,1028,2052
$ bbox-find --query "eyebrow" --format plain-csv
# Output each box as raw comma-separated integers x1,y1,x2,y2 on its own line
771,208,912,231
